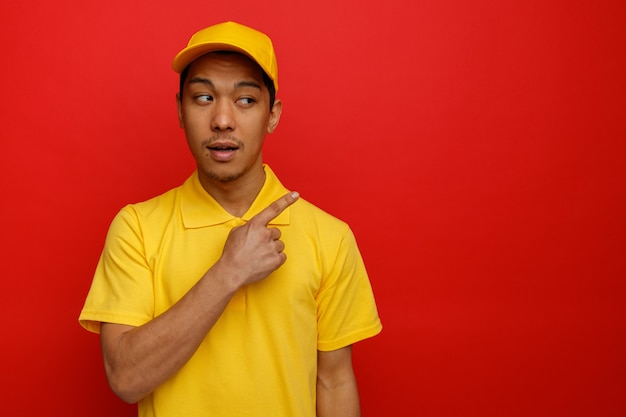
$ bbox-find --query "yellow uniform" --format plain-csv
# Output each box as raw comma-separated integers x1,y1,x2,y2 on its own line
79,165,382,417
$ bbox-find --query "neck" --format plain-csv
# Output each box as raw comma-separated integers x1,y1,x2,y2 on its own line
198,166,266,218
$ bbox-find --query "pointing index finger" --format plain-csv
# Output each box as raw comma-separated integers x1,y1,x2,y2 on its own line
252,191,300,226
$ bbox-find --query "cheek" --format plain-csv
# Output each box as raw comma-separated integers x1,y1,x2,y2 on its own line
182,112,209,138
251,114,272,135
236,114,266,134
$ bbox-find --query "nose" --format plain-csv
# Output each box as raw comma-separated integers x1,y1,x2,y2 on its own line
211,100,235,132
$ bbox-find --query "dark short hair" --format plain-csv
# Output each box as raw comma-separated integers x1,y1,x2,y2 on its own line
179,51,276,110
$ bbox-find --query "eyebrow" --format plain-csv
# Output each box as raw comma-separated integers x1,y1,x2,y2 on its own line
234,81,262,90
188,77,262,90
188,77,215,88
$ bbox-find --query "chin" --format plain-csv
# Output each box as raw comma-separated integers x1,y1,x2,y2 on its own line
205,168,244,183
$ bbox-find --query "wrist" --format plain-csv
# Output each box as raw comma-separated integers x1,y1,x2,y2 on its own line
210,258,245,295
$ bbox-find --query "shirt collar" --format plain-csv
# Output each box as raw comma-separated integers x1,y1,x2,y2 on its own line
181,164,291,228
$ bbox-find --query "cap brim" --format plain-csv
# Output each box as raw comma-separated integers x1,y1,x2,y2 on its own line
175,42,257,72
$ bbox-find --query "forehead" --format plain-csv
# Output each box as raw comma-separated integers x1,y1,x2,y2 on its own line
187,52,266,83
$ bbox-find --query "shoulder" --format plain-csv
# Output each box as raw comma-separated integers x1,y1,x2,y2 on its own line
294,198,348,227
108,181,186,235
130,184,183,214
290,197,355,244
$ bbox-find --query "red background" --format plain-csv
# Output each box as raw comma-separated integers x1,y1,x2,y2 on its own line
1,1,625,415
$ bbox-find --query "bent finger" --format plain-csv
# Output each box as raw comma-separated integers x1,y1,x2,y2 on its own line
269,227,282,241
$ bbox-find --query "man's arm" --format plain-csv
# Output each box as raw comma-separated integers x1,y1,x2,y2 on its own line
100,191,299,404
316,346,361,417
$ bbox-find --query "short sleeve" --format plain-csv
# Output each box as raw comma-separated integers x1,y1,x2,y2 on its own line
316,228,382,351
78,206,155,333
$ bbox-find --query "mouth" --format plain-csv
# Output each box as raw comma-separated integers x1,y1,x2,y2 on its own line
208,144,239,151
205,140,241,162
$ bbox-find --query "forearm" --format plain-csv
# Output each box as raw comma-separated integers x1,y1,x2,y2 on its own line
100,192,298,404
316,346,361,417
101,262,240,403
316,374,361,417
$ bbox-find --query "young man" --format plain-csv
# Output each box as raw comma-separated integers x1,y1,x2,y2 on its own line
79,21,381,417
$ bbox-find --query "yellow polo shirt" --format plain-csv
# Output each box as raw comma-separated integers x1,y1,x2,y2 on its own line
79,165,382,417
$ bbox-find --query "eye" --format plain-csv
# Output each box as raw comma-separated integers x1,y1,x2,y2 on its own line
237,97,255,106
195,94,213,103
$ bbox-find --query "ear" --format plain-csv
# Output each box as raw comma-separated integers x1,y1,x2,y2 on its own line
176,93,184,128
267,99,282,134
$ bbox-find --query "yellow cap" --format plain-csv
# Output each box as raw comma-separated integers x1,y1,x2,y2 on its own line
172,21,278,92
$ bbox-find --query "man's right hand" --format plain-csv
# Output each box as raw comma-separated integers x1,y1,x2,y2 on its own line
100,191,300,404
217,191,300,288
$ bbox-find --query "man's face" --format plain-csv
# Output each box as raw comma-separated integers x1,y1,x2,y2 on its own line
177,52,281,189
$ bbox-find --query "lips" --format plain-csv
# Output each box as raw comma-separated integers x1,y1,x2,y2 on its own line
206,140,240,162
